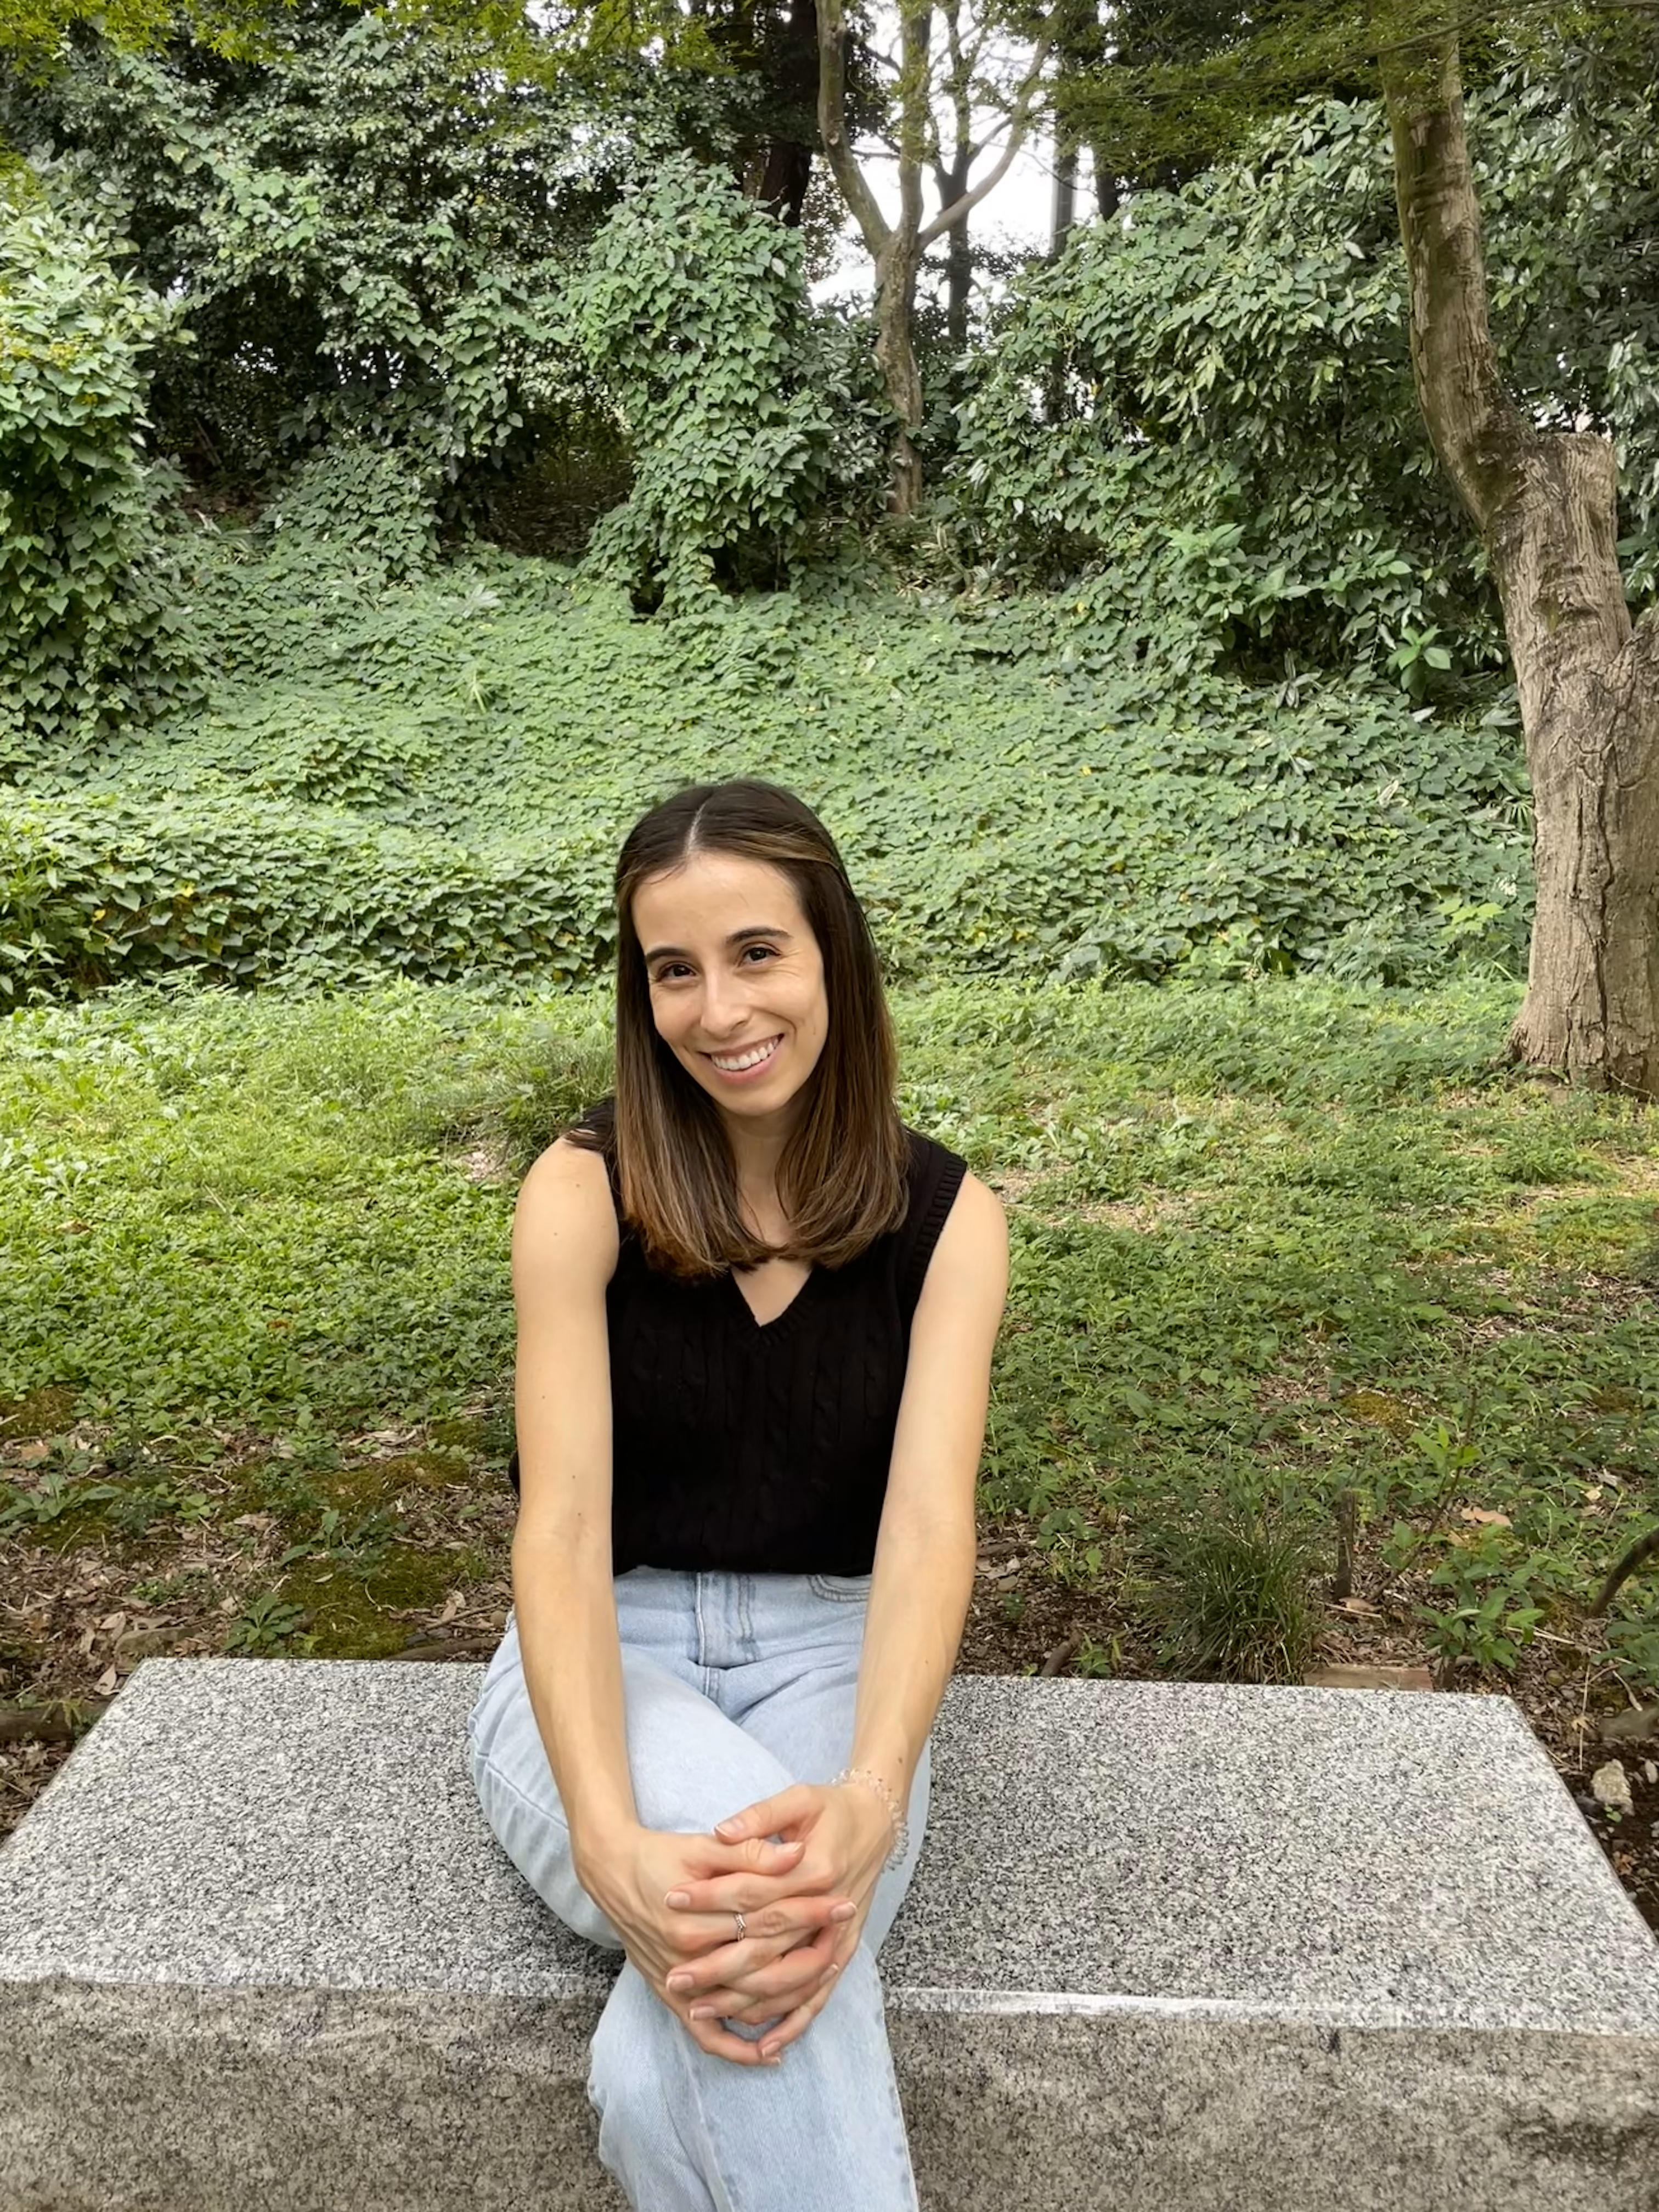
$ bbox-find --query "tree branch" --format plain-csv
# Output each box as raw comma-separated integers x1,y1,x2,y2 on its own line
817,0,891,255
918,29,1051,250
897,1,933,247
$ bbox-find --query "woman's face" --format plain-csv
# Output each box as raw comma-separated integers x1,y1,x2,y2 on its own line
633,851,830,1124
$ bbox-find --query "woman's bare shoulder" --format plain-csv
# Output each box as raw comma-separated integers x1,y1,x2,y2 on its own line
512,1135,620,1285
944,1170,1007,1245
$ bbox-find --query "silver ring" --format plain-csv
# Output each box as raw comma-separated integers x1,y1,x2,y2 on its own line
732,1910,746,1941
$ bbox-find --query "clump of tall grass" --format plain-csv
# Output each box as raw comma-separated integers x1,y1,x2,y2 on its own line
1142,1508,1319,1684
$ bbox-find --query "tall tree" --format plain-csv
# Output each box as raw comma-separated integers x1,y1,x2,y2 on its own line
817,0,1051,510
1381,19,1659,1092
1055,4,1659,1093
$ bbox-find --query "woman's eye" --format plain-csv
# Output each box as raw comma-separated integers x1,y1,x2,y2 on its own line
652,963,693,984
741,944,778,963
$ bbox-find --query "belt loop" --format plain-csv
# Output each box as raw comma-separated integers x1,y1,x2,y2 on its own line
738,1573,755,1655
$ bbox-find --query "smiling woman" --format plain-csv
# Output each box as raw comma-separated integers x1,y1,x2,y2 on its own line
470,778,1009,2211
604,783,913,1282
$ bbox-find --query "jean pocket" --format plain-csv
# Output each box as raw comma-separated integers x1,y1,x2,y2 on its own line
808,1572,873,1602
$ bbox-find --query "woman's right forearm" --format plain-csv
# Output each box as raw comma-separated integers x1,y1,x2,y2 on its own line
510,1523,641,1879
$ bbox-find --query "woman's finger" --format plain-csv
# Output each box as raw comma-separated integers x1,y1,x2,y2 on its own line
663,1887,855,1940
752,1917,863,2058
684,2011,773,2064
684,1940,839,2025
664,1866,844,1917
752,1965,844,2058
665,1916,836,1999
713,1782,819,1846
650,1978,767,2064
718,1924,839,2002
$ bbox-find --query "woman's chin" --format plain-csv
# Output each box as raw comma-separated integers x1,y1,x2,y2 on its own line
691,1058,808,1119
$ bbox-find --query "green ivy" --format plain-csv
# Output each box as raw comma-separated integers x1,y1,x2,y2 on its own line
571,157,885,602
0,172,201,766
0,531,1531,1002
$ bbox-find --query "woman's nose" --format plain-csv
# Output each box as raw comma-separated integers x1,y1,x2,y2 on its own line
697,971,750,1035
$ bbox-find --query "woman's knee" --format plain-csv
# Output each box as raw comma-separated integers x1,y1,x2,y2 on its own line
617,1650,793,1835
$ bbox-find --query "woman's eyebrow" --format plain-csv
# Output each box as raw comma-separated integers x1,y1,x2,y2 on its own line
642,926,794,962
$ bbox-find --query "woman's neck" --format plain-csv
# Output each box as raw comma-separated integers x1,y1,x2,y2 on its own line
721,1102,799,1244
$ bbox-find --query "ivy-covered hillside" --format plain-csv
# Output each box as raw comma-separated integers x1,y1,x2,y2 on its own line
4,535,1531,1003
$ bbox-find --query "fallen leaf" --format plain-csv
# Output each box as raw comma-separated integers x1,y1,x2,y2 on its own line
93,1665,119,1697
98,1610,127,1637
1337,1595,1380,1616
436,1590,464,1624
1458,1508,1511,1528
16,1441,49,1465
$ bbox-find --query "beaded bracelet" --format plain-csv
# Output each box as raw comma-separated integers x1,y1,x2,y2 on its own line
833,1765,909,1870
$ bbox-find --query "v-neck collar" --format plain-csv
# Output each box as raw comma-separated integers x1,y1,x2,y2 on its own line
723,1262,820,1338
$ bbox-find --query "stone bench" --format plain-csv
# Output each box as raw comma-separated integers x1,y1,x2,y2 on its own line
2,1656,1657,2210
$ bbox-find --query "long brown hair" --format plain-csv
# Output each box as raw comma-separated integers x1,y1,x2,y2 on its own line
571,780,909,1278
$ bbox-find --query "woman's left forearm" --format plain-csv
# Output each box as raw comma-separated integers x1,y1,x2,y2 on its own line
848,1502,978,1807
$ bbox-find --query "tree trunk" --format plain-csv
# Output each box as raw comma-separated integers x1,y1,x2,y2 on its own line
757,139,813,227
937,152,972,351
1383,28,1659,1096
755,0,819,225
1050,134,1077,255
874,235,924,514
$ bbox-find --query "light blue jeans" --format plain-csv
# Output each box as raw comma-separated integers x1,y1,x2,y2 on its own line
465,1565,931,2212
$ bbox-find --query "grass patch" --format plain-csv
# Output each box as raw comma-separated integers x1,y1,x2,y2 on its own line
1,969,1656,1709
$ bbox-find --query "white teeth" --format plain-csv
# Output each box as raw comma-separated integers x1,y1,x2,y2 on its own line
710,1036,781,1074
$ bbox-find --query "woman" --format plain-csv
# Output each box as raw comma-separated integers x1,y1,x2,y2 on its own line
465,778,1008,2210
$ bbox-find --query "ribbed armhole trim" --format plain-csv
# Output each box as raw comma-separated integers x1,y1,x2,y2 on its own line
901,1137,969,1318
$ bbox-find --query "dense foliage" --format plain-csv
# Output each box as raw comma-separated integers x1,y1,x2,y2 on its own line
570,159,884,601
0,173,198,772
2,13,644,502
954,68,1659,673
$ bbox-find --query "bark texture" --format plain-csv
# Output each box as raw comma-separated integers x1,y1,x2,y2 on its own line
1384,30,1659,1095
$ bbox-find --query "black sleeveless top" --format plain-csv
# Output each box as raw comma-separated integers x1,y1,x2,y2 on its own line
507,1125,967,1574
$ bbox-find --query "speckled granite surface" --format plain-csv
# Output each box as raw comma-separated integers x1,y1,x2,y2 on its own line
2,1657,1656,2211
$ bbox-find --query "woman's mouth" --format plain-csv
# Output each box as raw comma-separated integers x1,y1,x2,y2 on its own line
707,1035,783,1076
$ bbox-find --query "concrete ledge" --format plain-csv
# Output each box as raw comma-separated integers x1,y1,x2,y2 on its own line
2,1658,1657,2209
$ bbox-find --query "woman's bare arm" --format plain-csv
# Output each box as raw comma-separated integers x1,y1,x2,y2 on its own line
849,1171,1010,1826
668,1171,1009,2059
509,1135,852,2062
509,1136,636,1872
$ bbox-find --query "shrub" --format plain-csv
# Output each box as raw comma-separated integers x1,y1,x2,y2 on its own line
0,172,200,770
572,157,885,602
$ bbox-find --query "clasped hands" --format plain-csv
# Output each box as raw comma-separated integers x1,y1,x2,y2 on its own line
581,1780,895,2067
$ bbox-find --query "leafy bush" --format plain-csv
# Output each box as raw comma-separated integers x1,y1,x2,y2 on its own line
572,158,884,601
261,441,440,584
2,14,635,501
955,66,1659,675
0,173,200,769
